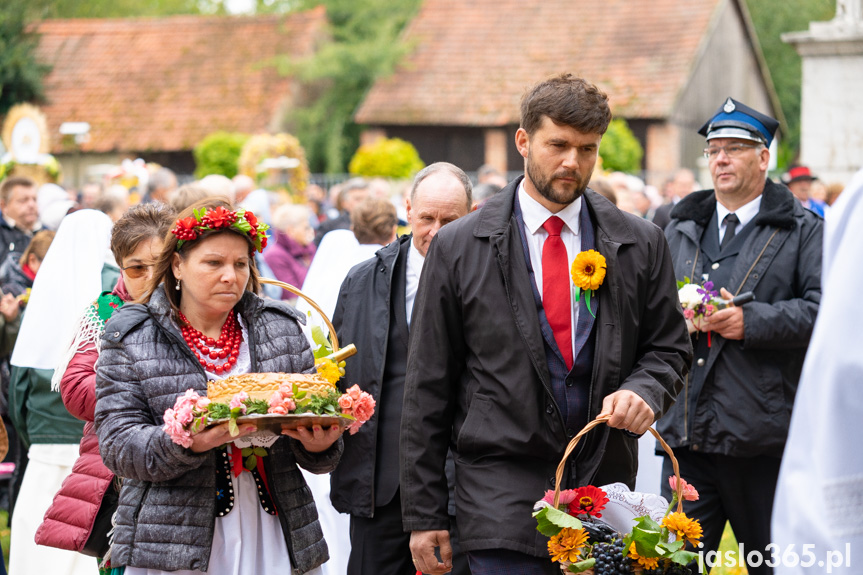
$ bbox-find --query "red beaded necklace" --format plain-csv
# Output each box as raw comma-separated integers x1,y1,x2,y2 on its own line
179,310,243,375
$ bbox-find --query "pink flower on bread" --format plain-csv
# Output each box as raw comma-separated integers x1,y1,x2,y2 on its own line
229,391,249,414
338,395,354,410
339,385,376,434
163,408,193,448
352,392,375,422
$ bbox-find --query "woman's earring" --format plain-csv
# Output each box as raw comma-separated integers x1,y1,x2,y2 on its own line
175,281,181,291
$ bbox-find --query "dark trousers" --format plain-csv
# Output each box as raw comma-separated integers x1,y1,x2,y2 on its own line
467,549,556,575
348,489,469,575
661,449,781,575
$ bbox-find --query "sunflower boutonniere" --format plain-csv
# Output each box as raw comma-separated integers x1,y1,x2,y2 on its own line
570,249,606,317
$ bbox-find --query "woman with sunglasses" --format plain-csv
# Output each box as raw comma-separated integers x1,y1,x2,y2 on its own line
94,198,343,575
35,203,176,574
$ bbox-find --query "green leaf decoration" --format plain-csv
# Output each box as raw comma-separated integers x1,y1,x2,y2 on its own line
533,506,583,537
194,207,206,222
659,540,685,554
234,218,252,233
311,325,333,359
241,447,253,457
574,286,582,305
253,446,267,457
228,418,239,437
244,453,257,471
586,290,596,318
176,239,186,250
208,403,231,419
630,516,663,558
669,550,698,565
244,398,270,415
567,558,595,573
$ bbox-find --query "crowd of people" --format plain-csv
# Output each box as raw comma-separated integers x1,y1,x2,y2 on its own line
0,72,857,575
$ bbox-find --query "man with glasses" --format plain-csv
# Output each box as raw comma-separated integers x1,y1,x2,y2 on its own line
658,98,822,574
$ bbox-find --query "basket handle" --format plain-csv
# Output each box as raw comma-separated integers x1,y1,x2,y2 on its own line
259,277,346,355
552,415,684,514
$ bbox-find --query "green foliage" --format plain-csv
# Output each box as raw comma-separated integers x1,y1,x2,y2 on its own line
193,131,250,179
599,119,644,174
533,506,583,537
277,0,422,173
0,0,50,115
744,0,835,164
348,137,424,179
31,0,203,18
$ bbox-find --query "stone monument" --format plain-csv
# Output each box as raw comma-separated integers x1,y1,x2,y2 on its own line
783,0,863,185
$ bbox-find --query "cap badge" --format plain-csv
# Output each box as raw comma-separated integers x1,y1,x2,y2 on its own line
723,98,735,113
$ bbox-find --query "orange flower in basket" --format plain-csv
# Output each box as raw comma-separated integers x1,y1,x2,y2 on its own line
547,527,588,563
662,511,703,547
570,249,606,292
628,541,660,570
568,485,609,518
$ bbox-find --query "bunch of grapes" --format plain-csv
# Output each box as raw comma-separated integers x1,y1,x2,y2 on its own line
591,537,633,574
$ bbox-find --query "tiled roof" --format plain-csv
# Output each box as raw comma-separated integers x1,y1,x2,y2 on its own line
356,0,722,126
35,7,326,153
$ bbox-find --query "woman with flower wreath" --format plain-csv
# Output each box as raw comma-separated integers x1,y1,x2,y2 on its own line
34,203,176,574
94,198,343,575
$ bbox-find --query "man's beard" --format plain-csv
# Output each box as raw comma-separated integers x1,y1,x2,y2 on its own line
526,152,591,206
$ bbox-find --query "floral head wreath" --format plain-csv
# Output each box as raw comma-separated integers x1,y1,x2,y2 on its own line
171,206,270,253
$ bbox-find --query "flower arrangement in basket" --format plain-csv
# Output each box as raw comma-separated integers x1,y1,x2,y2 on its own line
533,417,702,574
677,278,718,330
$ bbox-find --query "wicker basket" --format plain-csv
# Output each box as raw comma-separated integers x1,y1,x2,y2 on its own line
549,415,685,574
259,277,356,363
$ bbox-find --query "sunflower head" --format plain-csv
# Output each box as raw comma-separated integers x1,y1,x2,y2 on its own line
571,249,607,291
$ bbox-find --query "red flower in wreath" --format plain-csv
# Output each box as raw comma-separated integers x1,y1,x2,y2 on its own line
204,206,236,229
244,210,258,235
259,235,268,250
568,485,609,518
171,216,200,241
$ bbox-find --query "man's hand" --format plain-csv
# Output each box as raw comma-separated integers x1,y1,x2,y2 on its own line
598,390,654,435
410,530,452,575
700,287,745,340
0,293,19,323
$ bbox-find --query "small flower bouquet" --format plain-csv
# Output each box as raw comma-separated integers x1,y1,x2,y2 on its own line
533,419,702,574
677,278,719,329
163,380,375,448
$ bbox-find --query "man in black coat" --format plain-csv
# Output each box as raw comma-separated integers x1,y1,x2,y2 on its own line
658,98,822,574
331,162,473,575
0,177,39,265
402,74,692,575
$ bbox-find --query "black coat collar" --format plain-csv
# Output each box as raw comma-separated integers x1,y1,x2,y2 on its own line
670,178,801,230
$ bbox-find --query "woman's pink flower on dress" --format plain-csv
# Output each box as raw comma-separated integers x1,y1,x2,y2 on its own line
669,476,700,501
230,391,249,414
338,394,354,410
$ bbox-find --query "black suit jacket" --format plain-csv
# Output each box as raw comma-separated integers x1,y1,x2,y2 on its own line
400,177,692,556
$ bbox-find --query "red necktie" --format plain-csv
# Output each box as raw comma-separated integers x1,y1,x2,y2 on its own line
542,216,573,369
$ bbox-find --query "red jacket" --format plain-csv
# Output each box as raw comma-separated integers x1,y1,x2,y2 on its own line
35,279,128,552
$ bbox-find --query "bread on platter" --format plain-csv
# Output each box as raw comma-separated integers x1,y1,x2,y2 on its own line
207,372,336,404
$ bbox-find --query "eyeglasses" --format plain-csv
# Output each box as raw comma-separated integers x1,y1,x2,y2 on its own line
121,264,155,279
703,143,762,160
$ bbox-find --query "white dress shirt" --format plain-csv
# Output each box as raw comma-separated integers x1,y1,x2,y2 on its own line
716,194,762,245
405,240,425,328
517,181,581,358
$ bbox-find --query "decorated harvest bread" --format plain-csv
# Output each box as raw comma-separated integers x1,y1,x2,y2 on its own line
207,372,336,404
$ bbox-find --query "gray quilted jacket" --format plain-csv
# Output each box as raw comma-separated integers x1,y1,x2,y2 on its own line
95,288,343,573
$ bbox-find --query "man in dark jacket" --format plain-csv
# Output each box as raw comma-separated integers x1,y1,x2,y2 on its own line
402,74,691,575
331,162,473,575
657,98,822,575
0,177,39,265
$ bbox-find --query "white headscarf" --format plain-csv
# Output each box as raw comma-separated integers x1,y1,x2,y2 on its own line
10,209,116,370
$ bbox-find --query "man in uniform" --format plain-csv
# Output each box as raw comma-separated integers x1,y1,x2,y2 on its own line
658,98,822,574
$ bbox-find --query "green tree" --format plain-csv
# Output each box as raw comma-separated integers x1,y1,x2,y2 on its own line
348,137,424,179
599,119,643,174
193,131,250,179
0,0,50,115
744,0,834,162
30,0,202,18
276,0,422,173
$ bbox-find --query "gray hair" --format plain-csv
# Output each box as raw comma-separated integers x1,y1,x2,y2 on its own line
148,167,177,194
272,203,312,232
409,162,473,210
